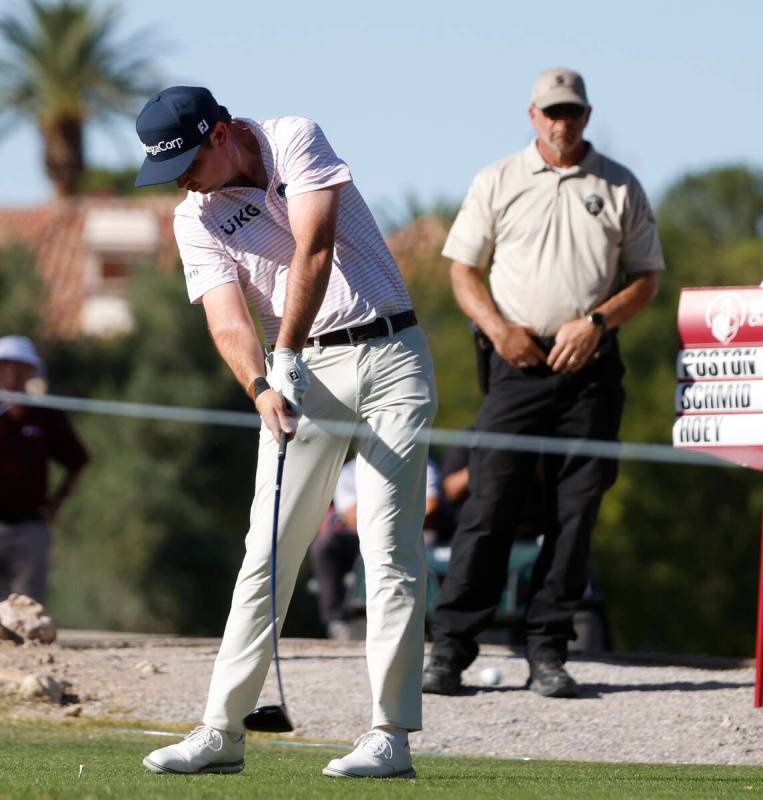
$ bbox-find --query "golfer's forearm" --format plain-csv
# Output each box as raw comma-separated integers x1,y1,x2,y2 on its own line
276,248,333,351
202,283,268,397
209,320,267,398
594,271,659,329
450,262,506,341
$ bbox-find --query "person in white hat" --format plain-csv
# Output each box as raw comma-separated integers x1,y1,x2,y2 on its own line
0,336,89,605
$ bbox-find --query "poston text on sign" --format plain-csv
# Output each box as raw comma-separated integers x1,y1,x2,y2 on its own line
677,347,761,379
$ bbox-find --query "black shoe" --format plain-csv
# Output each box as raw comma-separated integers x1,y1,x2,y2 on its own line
527,660,580,698
422,659,462,695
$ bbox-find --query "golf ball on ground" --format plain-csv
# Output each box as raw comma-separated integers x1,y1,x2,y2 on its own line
480,667,502,686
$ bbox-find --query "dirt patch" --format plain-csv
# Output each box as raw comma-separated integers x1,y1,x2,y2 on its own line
0,632,759,765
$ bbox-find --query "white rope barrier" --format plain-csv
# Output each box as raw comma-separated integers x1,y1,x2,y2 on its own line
0,390,734,469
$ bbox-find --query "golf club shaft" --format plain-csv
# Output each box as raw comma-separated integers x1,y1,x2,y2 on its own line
271,431,288,708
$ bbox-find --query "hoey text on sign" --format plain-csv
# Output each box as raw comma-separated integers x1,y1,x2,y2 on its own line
676,416,723,443
672,413,763,447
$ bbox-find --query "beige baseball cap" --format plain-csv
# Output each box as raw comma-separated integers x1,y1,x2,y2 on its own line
531,67,588,109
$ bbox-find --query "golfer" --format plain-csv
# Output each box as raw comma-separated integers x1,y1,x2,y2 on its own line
134,86,436,779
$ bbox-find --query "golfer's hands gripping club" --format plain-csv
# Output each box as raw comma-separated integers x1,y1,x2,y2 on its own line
256,348,310,442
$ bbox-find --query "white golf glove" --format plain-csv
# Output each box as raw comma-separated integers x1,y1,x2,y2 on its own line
268,348,310,416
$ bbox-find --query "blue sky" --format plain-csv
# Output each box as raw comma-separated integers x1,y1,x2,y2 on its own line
0,0,761,217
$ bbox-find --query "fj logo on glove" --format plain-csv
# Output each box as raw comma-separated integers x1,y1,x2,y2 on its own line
288,369,300,382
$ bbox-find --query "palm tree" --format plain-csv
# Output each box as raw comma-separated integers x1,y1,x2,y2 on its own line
0,0,160,197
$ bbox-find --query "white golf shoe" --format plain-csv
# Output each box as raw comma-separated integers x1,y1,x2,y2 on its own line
142,725,245,774
323,729,416,779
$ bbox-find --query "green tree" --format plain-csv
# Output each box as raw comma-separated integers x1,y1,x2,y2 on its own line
43,266,267,634
0,244,319,636
401,166,763,656
0,243,47,339
595,165,763,656
0,0,159,197
80,165,179,196
6,163,763,652
659,166,763,250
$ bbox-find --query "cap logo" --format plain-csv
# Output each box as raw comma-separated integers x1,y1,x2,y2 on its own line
143,137,184,156
135,86,222,187
555,74,565,85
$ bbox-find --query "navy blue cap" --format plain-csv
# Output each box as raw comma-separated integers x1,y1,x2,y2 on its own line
135,86,221,187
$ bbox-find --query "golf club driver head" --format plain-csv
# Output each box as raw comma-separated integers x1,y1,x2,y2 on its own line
243,704,294,733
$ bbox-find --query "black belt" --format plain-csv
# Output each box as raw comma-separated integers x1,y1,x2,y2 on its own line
306,310,417,347
533,330,617,355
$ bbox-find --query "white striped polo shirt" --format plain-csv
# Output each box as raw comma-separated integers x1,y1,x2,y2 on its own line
174,116,412,343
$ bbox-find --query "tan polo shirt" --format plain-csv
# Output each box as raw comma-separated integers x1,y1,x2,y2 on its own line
442,141,665,336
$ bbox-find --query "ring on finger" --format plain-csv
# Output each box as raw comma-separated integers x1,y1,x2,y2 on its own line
568,355,577,365
518,360,529,368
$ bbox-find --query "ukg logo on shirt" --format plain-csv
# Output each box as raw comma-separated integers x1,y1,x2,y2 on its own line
219,204,261,236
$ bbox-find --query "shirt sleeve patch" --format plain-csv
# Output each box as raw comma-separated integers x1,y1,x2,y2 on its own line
174,207,240,304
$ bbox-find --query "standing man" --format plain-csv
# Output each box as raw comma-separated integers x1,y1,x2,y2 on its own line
134,87,436,778
423,68,663,698
0,336,89,605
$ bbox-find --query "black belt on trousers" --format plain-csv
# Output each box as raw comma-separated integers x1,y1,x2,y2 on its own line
305,310,417,347
533,330,617,355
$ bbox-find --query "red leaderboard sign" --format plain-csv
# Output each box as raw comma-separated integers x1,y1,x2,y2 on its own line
673,286,763,470
678,287,763,709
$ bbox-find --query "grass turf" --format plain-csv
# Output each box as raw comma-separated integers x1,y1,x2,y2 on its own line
0,718,762,799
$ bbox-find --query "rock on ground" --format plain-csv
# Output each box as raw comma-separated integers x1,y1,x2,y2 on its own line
0,594,56,644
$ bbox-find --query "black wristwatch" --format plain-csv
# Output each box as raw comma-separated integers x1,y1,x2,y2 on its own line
251,377,271,401
586,312,607,331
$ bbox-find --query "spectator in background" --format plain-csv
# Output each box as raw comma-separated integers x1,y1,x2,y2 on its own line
310,456,442,640
0,336,89,605
423,67,663,699
440,440,547,543
439,442,471,534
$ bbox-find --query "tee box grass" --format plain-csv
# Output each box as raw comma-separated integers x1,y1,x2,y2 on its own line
1,718,762,799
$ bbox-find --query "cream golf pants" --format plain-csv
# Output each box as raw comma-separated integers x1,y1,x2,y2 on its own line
204,325,437,733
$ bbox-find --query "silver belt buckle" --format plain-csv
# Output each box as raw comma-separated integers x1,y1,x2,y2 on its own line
384,316,394,336
346,326,356,345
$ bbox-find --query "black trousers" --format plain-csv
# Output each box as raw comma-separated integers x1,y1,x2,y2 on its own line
430,335,625,668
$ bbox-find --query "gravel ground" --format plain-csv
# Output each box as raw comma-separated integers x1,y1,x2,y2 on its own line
1,633,761,766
